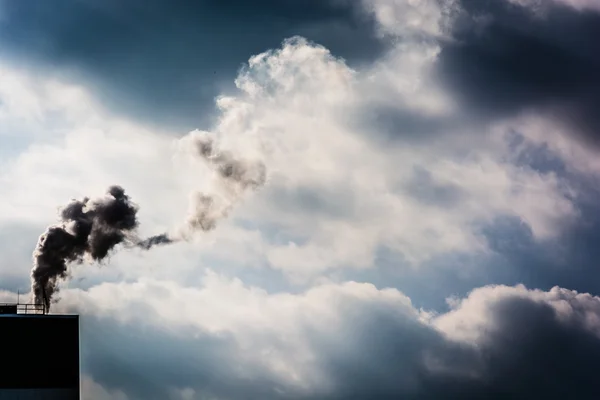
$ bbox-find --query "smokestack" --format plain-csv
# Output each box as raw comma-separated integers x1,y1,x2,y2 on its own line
42,285,49,314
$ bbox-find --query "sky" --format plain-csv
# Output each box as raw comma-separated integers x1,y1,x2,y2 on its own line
1,0,600,398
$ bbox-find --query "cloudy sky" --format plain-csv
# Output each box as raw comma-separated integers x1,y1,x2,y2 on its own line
1,0,600,398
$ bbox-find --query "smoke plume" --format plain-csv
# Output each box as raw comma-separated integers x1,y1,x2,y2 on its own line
182,132,266,235
194,133,267,190
31,186,139,310
30,133,266,310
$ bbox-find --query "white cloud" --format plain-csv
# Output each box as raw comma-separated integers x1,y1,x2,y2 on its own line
498,113,600,177
0,66,182,226
0,30,584,287
1,2,599,398
364,41,456,116
357,0,460,38
206,36,578,274
46,274,600,399
435,283,600,342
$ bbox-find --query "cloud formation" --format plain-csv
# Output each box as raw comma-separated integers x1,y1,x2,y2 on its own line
1,0,597,296
205,33,579,276
437,0,600,146
1,0,600,398
0,0,385,130
53,276,600,399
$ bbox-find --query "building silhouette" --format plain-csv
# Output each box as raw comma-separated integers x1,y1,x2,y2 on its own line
0,303,79,399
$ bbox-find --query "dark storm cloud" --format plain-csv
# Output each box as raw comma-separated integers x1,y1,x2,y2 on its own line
0,0,385,130
319,296,600,400
76,285,600,399
339,203,600,313
481,195,600,297
82,317,284,400
437,0,600,145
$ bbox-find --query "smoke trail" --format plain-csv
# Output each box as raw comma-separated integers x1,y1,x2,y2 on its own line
184,132,266,234
136,233,173,250
132,132,267,244
193,133,267,190
30,133,267,309
31,186,140,310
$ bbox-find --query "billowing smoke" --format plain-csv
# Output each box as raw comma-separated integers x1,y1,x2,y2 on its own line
31,186,140,310
31,133,266,310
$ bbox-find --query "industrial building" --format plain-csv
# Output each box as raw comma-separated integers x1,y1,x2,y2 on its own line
0,303,80,399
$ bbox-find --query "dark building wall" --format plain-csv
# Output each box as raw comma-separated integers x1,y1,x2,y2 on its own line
0,389,78,400
0,315,79,400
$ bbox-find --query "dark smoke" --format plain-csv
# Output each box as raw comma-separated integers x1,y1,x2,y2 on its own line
31,134,267,310
194,134,267,190
136,233,174,250
31,186,140,310
138,134,267,241
185,133,267,233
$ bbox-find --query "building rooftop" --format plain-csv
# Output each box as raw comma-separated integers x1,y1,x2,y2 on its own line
0,309,80,398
